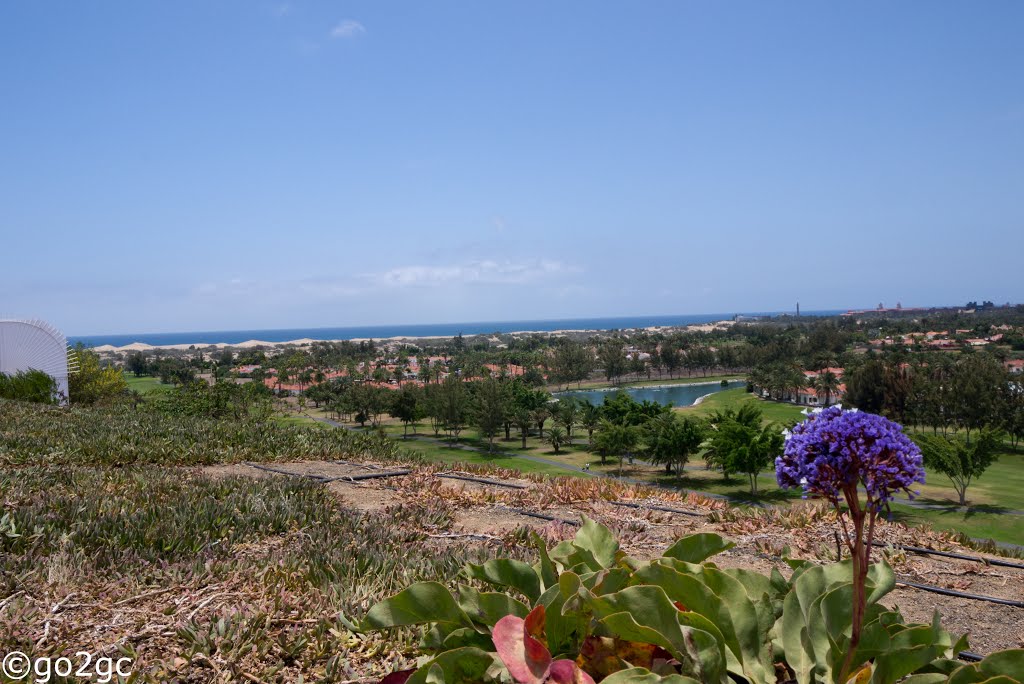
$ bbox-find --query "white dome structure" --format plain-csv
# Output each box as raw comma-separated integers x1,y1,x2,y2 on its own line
0,318,76,404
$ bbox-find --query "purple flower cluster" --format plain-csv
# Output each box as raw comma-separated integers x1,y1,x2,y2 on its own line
776,407,925,510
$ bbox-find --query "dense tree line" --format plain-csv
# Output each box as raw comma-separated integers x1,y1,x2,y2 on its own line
306,374,786,494
839,350,1020,504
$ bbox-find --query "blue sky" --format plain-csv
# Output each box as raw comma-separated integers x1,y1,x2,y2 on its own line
2,2,1022,335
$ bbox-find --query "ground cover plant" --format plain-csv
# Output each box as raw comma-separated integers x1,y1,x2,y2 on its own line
0,397,407,467
0,466,515,682
363,517,1024,683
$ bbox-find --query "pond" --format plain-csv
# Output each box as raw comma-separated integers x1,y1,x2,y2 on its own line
553,380,747,408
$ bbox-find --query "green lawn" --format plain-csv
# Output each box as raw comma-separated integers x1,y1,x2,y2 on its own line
316,406,1024,546
388,435,584,476
125,375,171,394
888,504,1024,548
678,388,807,425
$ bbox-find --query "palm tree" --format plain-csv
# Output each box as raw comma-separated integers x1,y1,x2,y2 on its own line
532,406,550,439
579,401,601,445
814,370,841,407
554,399,579,443
547,426,566,454
513,409,533,449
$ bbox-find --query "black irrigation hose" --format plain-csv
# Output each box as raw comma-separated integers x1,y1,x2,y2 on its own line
958,651,984,662
245,462,334,482
436,473,530,489
609,500,705,518
334,469,412,482
243,462,411,483
872,541,1024,571
499,506,581,527
895,580,1024,608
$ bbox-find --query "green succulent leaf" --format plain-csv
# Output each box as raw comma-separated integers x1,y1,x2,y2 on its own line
404,647,502,684
363,582,472,631
533,530,560,592
466,558,542,603
587,585,728,682
574,515,620,569
457,586,529,627
600,666,701,684
947,649,1024,684
663,533,735,564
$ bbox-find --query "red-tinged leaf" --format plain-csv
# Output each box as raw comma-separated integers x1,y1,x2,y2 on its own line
379,670,414,684
548,659,597,684
673,601,689,612
494,614,551,684
525,604,547,645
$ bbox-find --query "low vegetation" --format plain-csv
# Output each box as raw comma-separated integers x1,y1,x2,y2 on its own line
0,467,504,681
0,397,405,467
364,518,1022,683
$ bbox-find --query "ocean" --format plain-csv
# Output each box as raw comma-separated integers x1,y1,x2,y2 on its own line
70,310,846,347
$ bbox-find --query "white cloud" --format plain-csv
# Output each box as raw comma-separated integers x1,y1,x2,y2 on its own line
370,260,575,288
188,260,577,308
331,19,365,39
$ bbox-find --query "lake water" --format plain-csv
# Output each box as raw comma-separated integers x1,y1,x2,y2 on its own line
554,380,747,408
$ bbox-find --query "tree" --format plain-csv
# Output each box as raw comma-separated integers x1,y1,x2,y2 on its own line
513,408,534,449
844,359,887,414
423,384,444,437
304,382,332,408
598,343,628,384
704,404,764,481
532,406,550,439
642,413,706,477
439,375,469,445
349,384,390,427
813,370,841,407
998,381,1024,448
550,341,594,388
949,354,1006,442
731,424,784,494
554,398,579,443
474,378,508,452
705,415,783,494
579,401,601,446
660,346,682,379
390,385,424,439
69,346,128,405
547,426,567,454
629,354,647,381
914,430,1002,505
593,419,639,476
125,351,149,377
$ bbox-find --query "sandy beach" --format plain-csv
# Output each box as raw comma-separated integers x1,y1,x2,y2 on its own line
88,320,737,354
